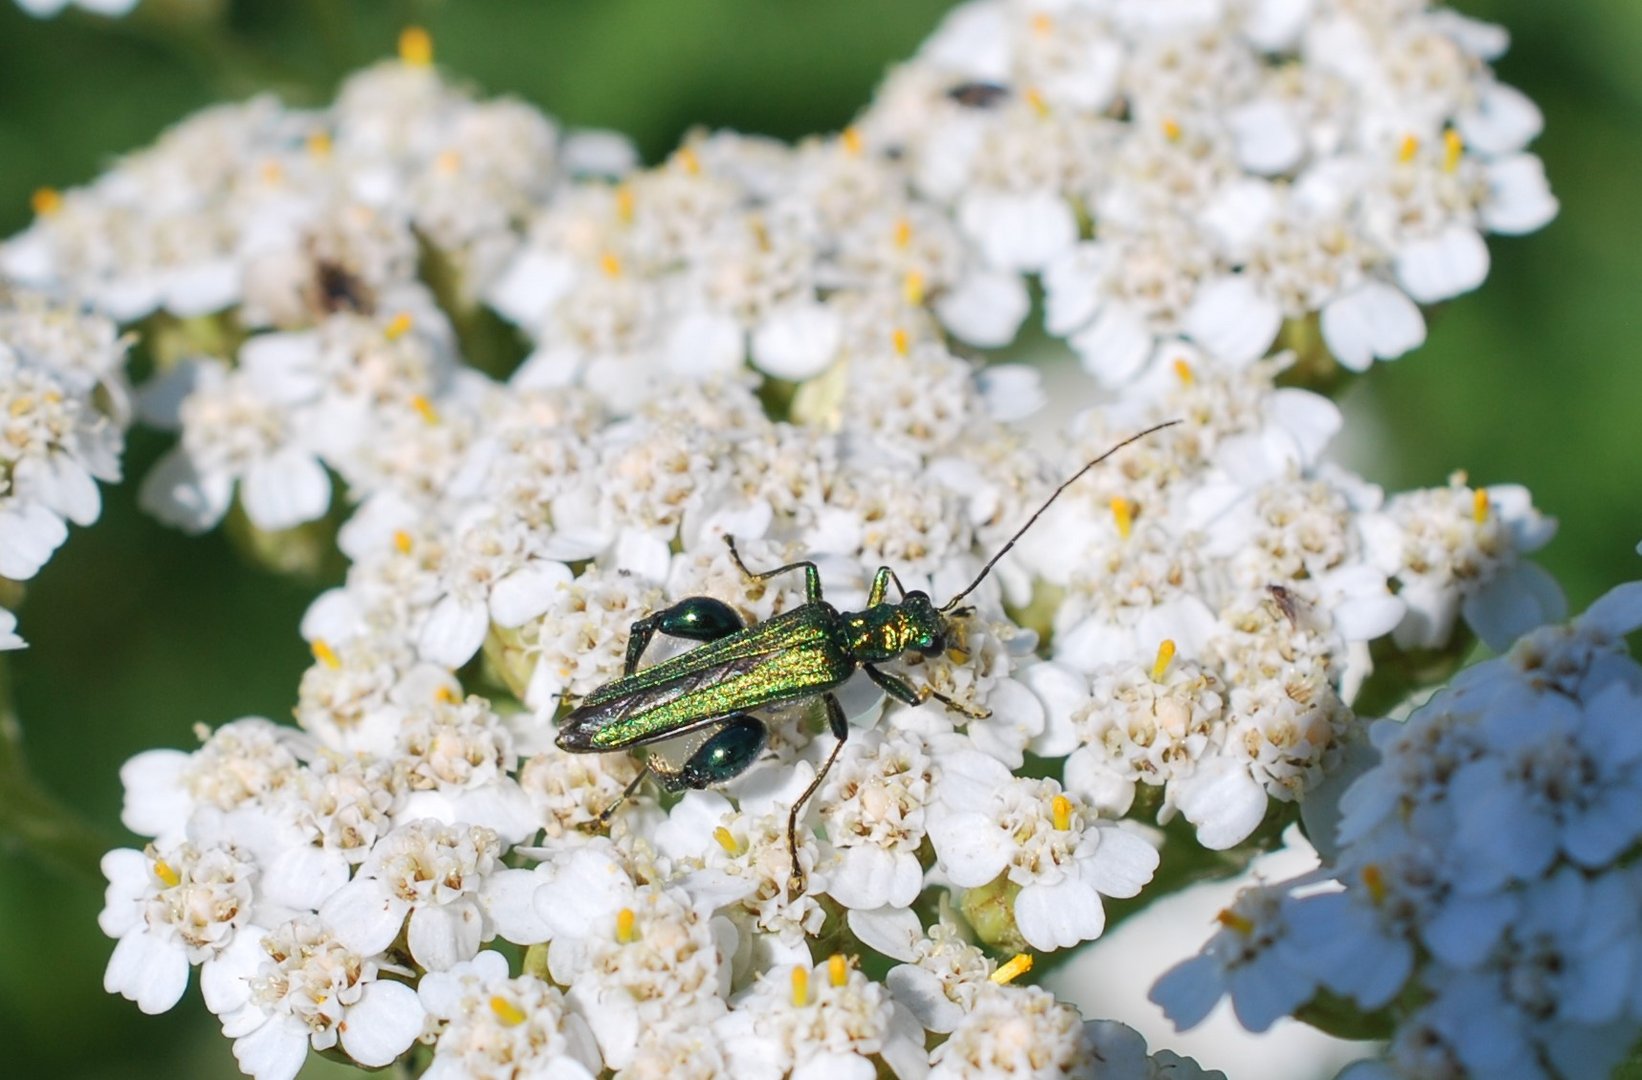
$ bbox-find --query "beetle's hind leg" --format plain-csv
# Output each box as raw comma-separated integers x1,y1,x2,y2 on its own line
599,764,651,824
624,596,745,674
785,693,850,896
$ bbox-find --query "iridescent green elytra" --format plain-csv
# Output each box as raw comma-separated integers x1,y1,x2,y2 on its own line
554,421,1180,891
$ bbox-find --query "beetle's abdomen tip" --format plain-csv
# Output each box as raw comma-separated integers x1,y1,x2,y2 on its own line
554,711,599,752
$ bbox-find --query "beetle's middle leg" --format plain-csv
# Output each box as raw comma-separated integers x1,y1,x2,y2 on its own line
864,663,993,720
624,596,745,675
785,692,850,896
724,536,823,603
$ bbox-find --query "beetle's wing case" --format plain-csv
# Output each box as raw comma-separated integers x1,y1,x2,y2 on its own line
556,604,855,751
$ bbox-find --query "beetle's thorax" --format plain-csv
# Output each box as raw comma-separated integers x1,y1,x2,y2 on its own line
841,594,944,663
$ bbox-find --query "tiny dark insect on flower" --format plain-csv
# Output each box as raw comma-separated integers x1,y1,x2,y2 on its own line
313,258,373,314
946,80,1011,109
555,420,1180,892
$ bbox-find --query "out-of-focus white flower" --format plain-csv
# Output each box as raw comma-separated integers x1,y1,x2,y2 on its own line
14,0,139,19
1368,473,1562,651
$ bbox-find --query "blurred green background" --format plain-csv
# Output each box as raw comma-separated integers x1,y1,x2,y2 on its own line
0,0,1635,1076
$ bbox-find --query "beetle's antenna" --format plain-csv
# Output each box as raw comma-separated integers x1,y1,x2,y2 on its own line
940,419,1182,612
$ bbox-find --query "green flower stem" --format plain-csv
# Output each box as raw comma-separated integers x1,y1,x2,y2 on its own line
0,656,111,882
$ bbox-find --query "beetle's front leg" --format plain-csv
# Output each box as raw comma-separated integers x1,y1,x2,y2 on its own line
623,596,745,675
786,693,849,896
864,663,993,720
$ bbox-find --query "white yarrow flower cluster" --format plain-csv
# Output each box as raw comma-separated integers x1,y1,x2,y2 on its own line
0,287,131,643
860,0,1555,383
27,7,1562,1078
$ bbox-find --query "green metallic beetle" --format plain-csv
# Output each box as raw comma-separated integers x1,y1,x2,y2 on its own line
554,421,1178,890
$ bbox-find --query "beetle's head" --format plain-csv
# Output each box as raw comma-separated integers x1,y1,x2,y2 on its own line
900,591,946,657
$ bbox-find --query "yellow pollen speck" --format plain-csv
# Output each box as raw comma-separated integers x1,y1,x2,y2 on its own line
902,269,926,306
990,953,1033,984
9,396,33,417
1031,12,1053,35
384,311,413,340
791,964,809,1006
260,160,284,185
1216,908,1255,935
1443,129,1464,172
1397,133,1420,163
436,150,462,174
30,187,62,217
1161,117,1182,141
1152,639,1176,682
153,859,181,888
311,639,342,670
410,394,440,424
893,218,912,250
828,953,848,987
398,26,433,67
1025,87,1050,118
1472,488,1489,524
1051,794,1072,831
891,327,910,357
434,684,460,704
307,131,332,158
392,529,413,554
599,251,623,278
489,995,527,1026
674,146,701,175
615,185,635,223
945,646,971,665
1109,495,1134,540
616,907,637,943
841,127,863,156
1362,864,1387,905
713,826,741,855
1173,357,1195,384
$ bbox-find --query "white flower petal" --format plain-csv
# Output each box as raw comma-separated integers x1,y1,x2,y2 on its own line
958,190,1077,272
935,270,1029,348
340,980,425,1067
665,311,744,378
1069,304,1152,384
1173,760,1269,849
490,560,572,627
1394,224,1490,304
231,1014,310,1080
1015,878,1106,951
241,448,331,532
418,594,491,667
752,302,841,381
847,906,922,963
927,812,1011,887
1184,275,1281,366
105,929,190,1015
407,902,485,971
1320,281,1426,370
0,501,68,579
318,878,408,957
